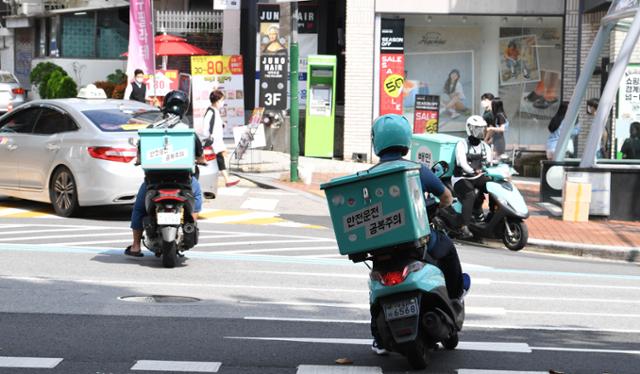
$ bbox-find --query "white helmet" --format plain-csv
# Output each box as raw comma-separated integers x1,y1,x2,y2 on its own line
465,115,487,139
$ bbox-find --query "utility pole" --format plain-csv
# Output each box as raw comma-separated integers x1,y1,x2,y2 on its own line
289,1,299,182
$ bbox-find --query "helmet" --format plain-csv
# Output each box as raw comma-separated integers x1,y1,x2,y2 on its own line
163,90,189,118
371,114,412,156
465,115,487,139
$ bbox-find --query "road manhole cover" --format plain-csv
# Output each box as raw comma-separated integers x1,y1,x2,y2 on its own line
118,295,201,303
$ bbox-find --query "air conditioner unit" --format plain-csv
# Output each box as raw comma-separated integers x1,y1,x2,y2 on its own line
21,2,45,16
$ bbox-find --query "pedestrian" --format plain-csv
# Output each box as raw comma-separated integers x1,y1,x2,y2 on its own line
546,101,580,160
480,92,495,127
621,121,640,159
485,97,508,159
442,69,466,119
123,69,147,103
200,90,240,188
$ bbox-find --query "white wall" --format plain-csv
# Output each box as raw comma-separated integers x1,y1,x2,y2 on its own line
375,0,565,15
0,35,15,76
30,58,126,99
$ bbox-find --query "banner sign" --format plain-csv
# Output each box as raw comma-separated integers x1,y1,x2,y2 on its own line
191,55,245,138
379,54,404,115
298,4,317,33
144,70,179,98
413,94,440,133
616,64,640,156
380,18,405,54
126,0,155,79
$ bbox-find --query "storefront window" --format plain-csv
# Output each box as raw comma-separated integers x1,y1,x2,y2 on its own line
97,9,129,59
396,15,563,150
62,12,96,58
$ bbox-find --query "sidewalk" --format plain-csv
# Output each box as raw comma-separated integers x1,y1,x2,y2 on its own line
232,150,640,263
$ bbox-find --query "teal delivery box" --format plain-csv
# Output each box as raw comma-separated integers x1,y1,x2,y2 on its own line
320,161,430,255
138,128,195,171
410,133,462,177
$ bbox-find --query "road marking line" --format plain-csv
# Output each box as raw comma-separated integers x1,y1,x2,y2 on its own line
297,365,382,374
298,254,343,258
233,217,285,225
245,316,369,324
237,301,505,316
491,280,640,291
0,356,62,368
197,209,248,218
470,293,640,304
0,226,101,236
458,370,546,374
249,271,368,279
131,360,221,372
216,187,249,196
531,346,640,356
195,238,334,248
254,190,296,196
5,211,52,218
464,322,640,334
0,231,130,242
221,246,338,254
508,309,640,318
241,197,279,211
458,342,531,353
200,211,280,223
0,275,365,294
0,208,30,216
226,337,531,353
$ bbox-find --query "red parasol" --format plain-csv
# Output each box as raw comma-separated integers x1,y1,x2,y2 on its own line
122,34,209,69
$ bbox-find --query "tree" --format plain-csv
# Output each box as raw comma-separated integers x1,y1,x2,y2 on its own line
29,62,77,99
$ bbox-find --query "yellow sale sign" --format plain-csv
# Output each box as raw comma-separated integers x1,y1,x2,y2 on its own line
191,55,243,76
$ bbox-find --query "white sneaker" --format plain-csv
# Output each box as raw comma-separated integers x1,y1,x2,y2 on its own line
371,339,388,355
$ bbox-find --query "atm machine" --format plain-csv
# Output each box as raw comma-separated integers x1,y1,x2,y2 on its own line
305,55,337,158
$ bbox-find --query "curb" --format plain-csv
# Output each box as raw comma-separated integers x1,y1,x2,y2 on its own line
527,238,640,263
233,172,326,204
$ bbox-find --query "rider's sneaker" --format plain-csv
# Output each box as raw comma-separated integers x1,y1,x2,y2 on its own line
472,212,485,222
371,339,388,355
462,273,471,295
459,226,473,240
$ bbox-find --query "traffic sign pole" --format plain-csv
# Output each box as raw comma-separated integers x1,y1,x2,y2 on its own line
290,2,299,182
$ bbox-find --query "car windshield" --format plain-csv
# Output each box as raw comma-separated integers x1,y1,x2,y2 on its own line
82,108,163,132
0,73,17,83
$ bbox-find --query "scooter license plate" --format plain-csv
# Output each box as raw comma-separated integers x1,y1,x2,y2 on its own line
157,212,181,225
383,298,419,321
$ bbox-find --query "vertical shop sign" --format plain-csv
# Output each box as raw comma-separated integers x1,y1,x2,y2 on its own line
380,18,405,115
257,4,289,111
413,95,440,134
297,4,319,108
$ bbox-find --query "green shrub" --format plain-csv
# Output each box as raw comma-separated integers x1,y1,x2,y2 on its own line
107,69,127,85
30,62,77,98
45,70,77,98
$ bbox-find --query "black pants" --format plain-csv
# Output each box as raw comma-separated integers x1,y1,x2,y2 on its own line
216,152,226,171
370,231,464,341
453,176,489,226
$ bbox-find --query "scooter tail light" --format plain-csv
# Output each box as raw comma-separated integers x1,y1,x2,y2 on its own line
372,261,426,287
154,189,186,202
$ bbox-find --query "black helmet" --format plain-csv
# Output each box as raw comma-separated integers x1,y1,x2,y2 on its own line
163,90,189,118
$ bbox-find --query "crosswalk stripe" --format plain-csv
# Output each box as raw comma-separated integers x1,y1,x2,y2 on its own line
0,356,62,368
198,209,248,219
4,211,53,218
131,360,221,372
240,197,278,211
297,365,383,374
233,217,285,225
0,226,97,236
0,231,130,242
0,208,30,216
458,371,546,374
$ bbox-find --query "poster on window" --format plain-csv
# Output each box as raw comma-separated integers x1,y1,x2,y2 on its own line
405,51,473,134
615,64,640,158
413,95,439,134
499,35,540,86
191,55,245,138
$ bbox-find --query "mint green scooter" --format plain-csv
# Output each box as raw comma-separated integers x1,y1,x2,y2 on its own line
321,161,465,370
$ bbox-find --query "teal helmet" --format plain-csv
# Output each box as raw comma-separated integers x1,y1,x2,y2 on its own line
372,114,412,156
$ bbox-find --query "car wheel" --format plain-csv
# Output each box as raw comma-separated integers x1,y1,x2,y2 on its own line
49,166,80,217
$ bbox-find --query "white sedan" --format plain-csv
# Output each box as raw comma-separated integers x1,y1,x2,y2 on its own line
0,98,218,217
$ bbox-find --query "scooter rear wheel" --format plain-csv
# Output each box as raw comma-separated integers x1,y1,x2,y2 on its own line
162,241,178,268
503,219,528,251
442,331,459,350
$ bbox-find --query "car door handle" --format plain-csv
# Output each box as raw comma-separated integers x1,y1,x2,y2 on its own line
46,143,60,151
7,144,17,151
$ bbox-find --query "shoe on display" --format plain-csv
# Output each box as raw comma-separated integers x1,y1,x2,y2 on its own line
533,98,550,109
526,91,543,102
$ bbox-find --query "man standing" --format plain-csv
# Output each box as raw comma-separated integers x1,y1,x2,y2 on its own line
124,69,147,103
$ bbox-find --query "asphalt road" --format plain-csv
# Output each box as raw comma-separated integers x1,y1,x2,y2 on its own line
0,185,638,374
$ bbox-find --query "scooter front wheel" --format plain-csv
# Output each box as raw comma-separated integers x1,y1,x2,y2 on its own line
502,219,528,251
